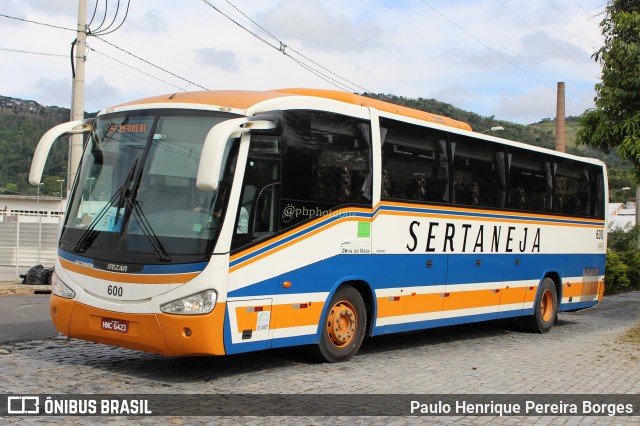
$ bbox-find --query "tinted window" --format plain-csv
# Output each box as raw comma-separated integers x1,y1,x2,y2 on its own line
380,118,449,203
450,135,505,208
507,148,553,212
280,111,371,228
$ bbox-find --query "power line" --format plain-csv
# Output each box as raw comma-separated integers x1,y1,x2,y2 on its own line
494,0,599,79
418,0,589,111
0,47,67,57
0,13,75,32
92,35,209,90
545,0,600,47
1,12,207,93
90,0,131,36
200,0,373,94
89,46,186,91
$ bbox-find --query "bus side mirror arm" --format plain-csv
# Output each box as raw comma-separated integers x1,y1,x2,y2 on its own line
197,116,281,191
29,118,94,185
197,118,249,192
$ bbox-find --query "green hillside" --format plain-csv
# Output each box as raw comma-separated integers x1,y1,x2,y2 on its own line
0,93,634,198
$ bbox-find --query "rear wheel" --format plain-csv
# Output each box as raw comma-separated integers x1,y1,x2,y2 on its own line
524,277,558,333
315,286,366,363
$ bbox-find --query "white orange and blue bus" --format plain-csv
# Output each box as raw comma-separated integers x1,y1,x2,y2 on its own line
30,88,607,362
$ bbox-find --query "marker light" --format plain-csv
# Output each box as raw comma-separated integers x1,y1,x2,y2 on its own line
51,271,76,299
160,290,217,315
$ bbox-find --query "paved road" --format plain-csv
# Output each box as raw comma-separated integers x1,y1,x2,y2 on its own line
0,295,58,344
0,291,639,424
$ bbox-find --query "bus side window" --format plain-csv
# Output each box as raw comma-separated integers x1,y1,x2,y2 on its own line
507,149,553,213
280,111,371,229
450,136,503,208
380,117,449,204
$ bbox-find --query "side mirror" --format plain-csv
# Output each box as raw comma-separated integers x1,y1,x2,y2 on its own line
29,118,94,185
197,118,248,192
196,114,282,192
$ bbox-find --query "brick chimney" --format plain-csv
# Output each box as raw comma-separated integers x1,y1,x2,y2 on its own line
555,82,566,153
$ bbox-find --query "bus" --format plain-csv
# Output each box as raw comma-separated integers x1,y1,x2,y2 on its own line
30,88,607,362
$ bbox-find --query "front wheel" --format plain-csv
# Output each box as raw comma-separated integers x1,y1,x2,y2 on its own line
524,277,558,333
314,286,366,363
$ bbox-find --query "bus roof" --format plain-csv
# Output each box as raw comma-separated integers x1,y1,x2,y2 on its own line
111,88,473,132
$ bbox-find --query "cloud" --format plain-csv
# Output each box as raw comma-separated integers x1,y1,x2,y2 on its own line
194,48,240,72
257,0,387,52
494,85,560,124
34,77,71,108
85,76,121,109
125,9,168,34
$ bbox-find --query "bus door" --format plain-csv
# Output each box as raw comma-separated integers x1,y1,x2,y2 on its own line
225,135,282,353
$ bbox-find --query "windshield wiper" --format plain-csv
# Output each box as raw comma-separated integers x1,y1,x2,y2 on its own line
73,159,138,254
123,197,171,262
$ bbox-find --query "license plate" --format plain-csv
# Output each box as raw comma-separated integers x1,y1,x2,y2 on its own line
101,317,129,333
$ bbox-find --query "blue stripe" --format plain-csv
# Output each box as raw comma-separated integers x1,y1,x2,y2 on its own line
229,253,604,298
232,203,603,270
58,248,207,274
559,300,598,312
230,211,371,268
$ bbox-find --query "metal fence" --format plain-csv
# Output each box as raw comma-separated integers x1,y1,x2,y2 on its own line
0,212,61,280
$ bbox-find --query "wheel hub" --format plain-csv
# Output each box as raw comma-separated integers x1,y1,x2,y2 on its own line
327,301,357,348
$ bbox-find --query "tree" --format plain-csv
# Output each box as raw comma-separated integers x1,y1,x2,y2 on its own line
576,1,640,180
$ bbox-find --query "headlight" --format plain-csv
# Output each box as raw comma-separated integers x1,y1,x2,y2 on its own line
51,271,76,299
160,290,217,315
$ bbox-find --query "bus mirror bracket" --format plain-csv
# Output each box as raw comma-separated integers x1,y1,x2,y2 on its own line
197,117,249,192
29,118,94,185
243,112,282,135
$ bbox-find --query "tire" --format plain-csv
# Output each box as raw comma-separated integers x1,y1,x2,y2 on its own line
524,277,558,333
314,286,367,363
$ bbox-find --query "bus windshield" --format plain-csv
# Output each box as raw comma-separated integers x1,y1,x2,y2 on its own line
60,109,241,265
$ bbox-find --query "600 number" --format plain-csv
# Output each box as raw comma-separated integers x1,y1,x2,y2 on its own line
107,285,123,297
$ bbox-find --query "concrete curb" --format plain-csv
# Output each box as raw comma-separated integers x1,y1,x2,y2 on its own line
0,282,51,295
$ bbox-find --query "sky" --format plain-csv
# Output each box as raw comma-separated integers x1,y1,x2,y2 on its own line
0,0,606,124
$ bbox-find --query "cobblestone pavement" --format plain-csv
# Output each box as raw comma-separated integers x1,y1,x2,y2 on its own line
1,291,639,425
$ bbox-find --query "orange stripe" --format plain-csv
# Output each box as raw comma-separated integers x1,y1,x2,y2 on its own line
60,258,198,284
230,212,369,272
500,287,527,305
235,306,272,332
376,293,444,317
272,302,325,329
378,201,605,225
376,287,531,319
380,210,602,228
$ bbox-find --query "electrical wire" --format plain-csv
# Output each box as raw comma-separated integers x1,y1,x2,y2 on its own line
90,0,131,36
545,0,600,47
200,0,373,94
92,0,130,36
92,0,120,34
87,0,100,28
494,0,599,79
91,0,109,33
0,47,66,57
0,13,75,32
419,0,588,111
92,35,209,90
89,46,186,91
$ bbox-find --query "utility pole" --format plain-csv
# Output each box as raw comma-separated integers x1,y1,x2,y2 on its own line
69,0,88,193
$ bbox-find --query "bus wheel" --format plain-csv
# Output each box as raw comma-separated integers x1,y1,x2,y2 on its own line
315,286,366,363
524,277,558,333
